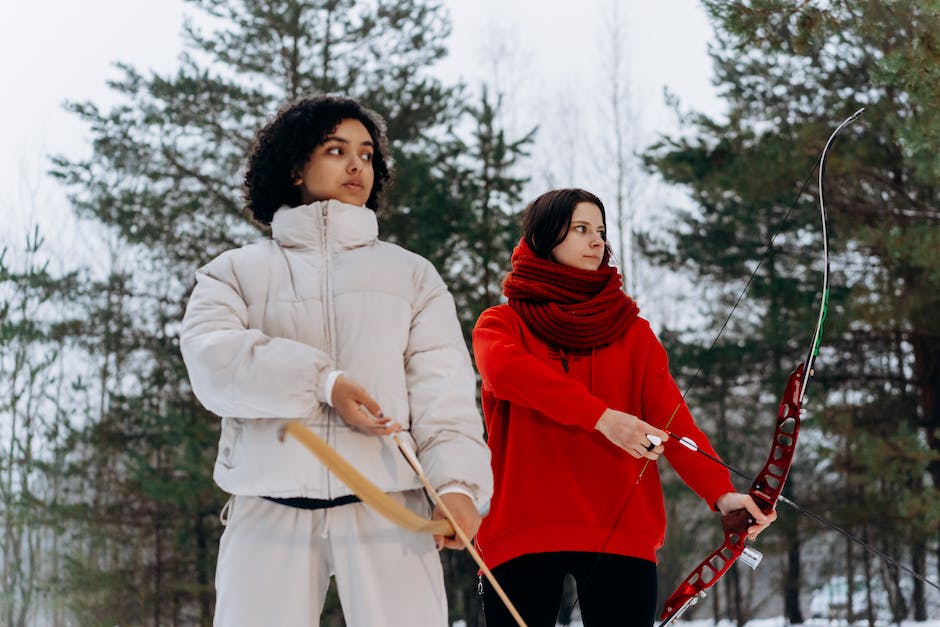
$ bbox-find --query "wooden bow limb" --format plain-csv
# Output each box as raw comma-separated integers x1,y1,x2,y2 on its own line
391,433,528,627
278,421,452,535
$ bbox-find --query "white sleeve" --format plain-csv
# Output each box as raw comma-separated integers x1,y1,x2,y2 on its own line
405,262,493,508
323,370,345,407
438,484,491,515
180,259,334,418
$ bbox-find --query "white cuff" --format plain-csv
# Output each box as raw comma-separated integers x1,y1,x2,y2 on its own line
324,370,344,407
437,484,490,516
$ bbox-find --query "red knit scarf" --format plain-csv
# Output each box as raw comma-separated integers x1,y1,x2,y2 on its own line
503,239,639,350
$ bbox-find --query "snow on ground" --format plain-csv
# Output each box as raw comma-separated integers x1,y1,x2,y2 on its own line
557,620,940,627
454,619,940,627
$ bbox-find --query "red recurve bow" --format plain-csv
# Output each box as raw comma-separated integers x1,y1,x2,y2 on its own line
657,108,865,626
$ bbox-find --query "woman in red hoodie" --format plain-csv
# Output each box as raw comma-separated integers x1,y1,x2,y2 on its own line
472,188,776,627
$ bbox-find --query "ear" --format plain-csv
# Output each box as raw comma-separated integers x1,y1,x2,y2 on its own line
291,171,302,186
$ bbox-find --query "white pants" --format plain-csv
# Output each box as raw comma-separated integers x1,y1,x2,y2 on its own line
214,492,448,627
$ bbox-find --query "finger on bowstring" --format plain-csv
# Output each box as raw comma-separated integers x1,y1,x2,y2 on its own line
357,402,386,423
374,421,402,435
356,395,385,419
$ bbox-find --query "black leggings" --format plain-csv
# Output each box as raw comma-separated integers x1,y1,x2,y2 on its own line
482,551,657,627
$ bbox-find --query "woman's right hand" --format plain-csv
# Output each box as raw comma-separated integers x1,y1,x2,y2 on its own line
331,374,402,435
594,408,668,459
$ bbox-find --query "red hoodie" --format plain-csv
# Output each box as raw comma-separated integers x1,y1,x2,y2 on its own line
472,304,735,568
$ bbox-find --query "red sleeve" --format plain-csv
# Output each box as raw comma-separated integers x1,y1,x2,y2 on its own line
472,307,608,431
640,333,735,509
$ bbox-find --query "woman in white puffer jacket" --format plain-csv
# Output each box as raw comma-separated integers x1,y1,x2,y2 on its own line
180,95,492,627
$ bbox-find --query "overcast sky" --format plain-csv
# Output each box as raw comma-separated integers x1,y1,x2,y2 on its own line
0,0,721,278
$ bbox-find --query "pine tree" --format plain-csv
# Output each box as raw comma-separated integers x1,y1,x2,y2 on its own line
384,86,534,341
0,228,83,626
642,0,940,622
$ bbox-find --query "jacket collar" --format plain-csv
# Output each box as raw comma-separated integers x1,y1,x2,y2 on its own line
271,200,379,251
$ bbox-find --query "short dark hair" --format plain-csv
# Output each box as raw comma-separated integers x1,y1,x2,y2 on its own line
243,95,393,224
520,188,608,258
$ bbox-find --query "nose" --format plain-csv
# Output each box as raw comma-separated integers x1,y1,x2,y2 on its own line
347,157,360,173
590,232,604,246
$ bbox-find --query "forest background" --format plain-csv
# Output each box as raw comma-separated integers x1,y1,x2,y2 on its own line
2,1,939,626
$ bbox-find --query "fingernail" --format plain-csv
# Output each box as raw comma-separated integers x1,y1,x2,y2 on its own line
435,542,442,551
377,411,385,418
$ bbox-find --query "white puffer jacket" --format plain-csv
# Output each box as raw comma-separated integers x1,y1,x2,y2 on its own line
180,200,492,504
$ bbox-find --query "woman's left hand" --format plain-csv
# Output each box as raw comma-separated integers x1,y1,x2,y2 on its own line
715,492,777,541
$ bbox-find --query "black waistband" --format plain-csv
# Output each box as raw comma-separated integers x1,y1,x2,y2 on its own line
262,494,362,510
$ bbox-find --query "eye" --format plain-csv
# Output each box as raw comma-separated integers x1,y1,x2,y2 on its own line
573,225,587,233
326,146,342,156
360,152,373,162
598,231,607,241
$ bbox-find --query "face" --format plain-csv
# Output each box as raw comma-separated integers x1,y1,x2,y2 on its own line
550,202,607,271
295,118,375,207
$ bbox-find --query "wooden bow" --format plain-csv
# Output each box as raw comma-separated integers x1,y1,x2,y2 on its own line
277,420,453,535
279,421,529,626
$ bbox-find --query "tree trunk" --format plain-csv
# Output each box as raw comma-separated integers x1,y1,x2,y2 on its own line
784,524,803,623
911,526,927,620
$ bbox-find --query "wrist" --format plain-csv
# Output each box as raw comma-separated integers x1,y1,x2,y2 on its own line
438,483,488,515
714,492,736,513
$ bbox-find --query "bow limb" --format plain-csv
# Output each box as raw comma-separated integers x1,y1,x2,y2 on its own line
278,421,453,536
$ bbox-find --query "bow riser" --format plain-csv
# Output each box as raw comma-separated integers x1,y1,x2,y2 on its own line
659,520,747,624
750,363,803,510
659,364,804,625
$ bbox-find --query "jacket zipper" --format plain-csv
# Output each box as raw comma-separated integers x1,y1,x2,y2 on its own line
321,202,337,499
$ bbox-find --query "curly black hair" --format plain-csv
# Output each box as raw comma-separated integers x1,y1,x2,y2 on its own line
243,95,393,224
